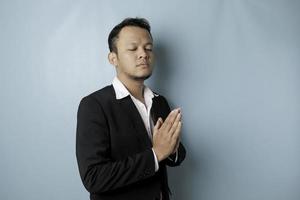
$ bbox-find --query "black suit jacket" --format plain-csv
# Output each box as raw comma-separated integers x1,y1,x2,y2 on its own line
76,85,186,200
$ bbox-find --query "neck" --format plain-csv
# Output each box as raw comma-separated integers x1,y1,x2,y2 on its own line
117,74,145,102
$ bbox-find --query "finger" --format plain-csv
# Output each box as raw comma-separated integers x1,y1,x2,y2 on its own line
177,111,182,121
161,109,180,131
168,112,181,136
153,118,162,134
175,140,180,151
157,117,163,129
165,108,180,124
172,140,180,154
172,121,182,140
154,118,161,128
173,121,182,150
171,132,180,154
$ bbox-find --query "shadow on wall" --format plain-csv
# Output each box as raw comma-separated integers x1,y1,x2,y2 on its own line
150,41,172,94
150,41,201,200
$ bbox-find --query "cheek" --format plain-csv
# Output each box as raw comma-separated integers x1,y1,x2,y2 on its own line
118,54,137,68
124,53,136,60
148,54,154,64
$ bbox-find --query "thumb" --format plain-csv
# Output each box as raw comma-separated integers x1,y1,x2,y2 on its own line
157,117,163,128
154,118,162,133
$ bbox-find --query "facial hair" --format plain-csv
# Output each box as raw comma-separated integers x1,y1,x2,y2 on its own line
130,72,152,81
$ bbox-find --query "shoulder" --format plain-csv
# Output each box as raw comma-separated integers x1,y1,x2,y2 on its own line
151,91,171,112
79,85,115,108
152,91,169,104
88,85,115,100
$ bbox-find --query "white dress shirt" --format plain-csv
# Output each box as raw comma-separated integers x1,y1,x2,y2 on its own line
112,77,177,172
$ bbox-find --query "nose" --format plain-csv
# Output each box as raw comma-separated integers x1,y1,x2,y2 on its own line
138,48,148,59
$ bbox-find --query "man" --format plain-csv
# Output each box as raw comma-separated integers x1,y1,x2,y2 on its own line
76,17,186,200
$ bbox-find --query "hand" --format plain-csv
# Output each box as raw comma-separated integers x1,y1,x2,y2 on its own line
152,108,182,162
172,138,180,154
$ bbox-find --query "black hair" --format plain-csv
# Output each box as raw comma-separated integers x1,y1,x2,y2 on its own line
108,17,152,53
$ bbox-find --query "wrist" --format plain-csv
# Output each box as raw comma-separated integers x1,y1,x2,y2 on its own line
152,147,164,162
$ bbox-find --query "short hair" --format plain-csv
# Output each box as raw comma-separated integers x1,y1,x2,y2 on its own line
108,17,152,53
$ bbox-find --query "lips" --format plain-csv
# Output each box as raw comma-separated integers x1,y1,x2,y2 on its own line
137,63,149,67
137,59,150,66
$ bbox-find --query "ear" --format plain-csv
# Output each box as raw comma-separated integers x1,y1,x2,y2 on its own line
108,52,118,66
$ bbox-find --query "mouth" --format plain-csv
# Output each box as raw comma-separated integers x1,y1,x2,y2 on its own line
137,63,150,67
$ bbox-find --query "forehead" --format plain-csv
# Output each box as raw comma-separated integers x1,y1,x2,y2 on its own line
117,26,153,44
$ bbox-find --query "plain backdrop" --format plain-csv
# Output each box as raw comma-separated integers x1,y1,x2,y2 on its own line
1,0,299,199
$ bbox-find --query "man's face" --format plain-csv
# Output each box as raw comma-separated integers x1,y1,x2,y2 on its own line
109,26,154,81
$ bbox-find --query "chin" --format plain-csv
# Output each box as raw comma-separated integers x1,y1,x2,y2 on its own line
132,73,152,81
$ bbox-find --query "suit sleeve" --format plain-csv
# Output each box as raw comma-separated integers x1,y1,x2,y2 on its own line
76,96,156,194
165,143,186,167
161,96,186,167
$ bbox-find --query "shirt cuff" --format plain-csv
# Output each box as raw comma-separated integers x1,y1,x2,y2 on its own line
167,150,178,162
151,148,159,172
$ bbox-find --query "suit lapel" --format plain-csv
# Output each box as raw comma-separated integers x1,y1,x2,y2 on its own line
118,96,152,148
150,97,159,124
151,96,168,123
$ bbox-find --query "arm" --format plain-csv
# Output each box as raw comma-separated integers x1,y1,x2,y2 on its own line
76,96,156,194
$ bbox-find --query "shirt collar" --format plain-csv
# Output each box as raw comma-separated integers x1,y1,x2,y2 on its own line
112,77,159,100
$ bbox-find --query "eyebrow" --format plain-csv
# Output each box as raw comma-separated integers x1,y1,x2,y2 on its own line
126,41,153,46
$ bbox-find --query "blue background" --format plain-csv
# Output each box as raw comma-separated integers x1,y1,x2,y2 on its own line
1,0,299,199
